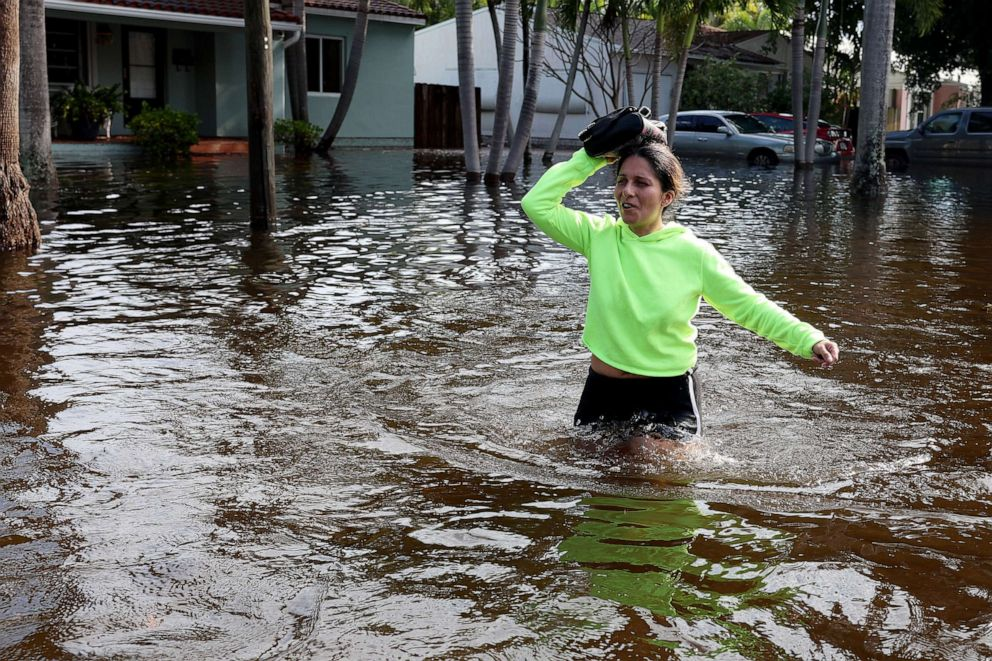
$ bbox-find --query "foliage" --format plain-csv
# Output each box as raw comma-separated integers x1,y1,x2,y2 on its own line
706,0,784,30
274,119,322,153
128,105,199,161
681,57,769,112
894,0,991,106
51,82,123,125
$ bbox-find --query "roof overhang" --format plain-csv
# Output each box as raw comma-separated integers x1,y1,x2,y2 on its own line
306,6,424,26
45,0,301,33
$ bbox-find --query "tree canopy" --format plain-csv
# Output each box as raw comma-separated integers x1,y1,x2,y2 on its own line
894,0,991,106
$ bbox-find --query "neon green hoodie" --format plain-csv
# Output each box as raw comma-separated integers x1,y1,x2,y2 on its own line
520,148,825,377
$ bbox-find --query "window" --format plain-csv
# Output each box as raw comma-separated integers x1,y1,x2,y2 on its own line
966,111,992,134
923,112,961,135
675,116,695,132
47,17,87,85
695,115,725,133
306,37,343,94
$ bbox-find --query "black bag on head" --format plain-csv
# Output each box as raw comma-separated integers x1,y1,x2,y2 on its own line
579,106,665,157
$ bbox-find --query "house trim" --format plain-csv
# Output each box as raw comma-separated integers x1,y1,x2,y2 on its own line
45,0,301,33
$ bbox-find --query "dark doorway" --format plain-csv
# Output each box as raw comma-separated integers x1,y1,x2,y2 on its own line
122,27,166,121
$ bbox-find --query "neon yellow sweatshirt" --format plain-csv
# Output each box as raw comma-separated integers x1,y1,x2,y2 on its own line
520,148,825,377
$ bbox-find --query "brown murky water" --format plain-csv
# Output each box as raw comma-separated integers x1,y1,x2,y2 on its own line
2,151,991,659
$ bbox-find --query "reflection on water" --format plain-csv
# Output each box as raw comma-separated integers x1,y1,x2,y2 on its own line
561,497,793,656
1,151,991,658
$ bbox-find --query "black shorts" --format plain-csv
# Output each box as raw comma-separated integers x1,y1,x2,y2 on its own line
573,367,702,437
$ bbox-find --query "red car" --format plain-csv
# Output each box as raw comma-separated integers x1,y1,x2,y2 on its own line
751,112,855,158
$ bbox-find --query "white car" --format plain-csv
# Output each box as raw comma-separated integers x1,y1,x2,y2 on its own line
660,110,835,166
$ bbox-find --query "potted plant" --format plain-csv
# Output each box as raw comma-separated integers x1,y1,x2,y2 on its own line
51,82,124,140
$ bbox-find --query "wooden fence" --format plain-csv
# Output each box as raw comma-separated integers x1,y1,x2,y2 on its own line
414,83,481,149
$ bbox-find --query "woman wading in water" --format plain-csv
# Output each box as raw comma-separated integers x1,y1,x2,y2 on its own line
520,123,839,447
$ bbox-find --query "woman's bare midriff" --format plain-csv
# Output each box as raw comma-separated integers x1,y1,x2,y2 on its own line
590,354,650,379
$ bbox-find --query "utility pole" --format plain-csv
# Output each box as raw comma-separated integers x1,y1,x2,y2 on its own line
244,0,277,230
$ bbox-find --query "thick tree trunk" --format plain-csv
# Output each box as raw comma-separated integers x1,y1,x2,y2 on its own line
486,3,515,147
316,0,370,153
804,0,830,164
650,11,664,117
484,0,519,184
622,18,635,107
455,0,481,179
18,0,56,184
852,0,896,198
502,0,548,180
543,0,591,161
1,1,41,253
790,4,807,167
665,6,700,149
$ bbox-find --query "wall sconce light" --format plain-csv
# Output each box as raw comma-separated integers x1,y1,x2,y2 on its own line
96,23,113,46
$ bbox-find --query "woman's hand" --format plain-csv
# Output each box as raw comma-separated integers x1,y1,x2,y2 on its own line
811,339,839,367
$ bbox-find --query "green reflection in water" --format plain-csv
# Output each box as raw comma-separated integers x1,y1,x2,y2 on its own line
560,496,796,655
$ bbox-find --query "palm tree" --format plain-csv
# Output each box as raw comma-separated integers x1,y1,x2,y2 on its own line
18,0,56,183
851,0,896,197
316,0,371,153
484,0,520,184
501,0,549,180
650,0,665,116
1,0,41,253
486,1,515,145
543,0,592,161
455,0,481,179
659,0,706,147
789,2,806,163
803,0,830,164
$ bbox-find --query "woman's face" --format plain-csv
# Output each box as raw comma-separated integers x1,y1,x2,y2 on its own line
614,155,676,235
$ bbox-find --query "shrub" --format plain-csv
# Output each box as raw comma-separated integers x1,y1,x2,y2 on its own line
274,119,323,155
129,105,200,160
681,57,768,113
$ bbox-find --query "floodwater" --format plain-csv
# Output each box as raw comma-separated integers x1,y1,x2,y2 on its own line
1,149,990,660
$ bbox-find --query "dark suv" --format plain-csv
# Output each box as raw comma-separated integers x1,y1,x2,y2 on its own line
884,107,992,170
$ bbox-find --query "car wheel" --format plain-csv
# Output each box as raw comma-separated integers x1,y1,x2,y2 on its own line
748,149,778,167
885,151,908,172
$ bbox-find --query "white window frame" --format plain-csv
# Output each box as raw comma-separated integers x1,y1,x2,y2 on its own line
306,36,344,97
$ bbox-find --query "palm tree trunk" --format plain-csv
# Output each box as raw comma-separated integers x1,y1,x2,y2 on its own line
665,2,701,148
790,3,806,166
485,0,520,184
803,0,830,164
650,8,664,117
18,0,56,184
622,16,635,106
455,0,481,179
502,0,548,180
852,0,896,197
1,1,41,253
316,0,370,153
487,2,515,145
543,0,591,161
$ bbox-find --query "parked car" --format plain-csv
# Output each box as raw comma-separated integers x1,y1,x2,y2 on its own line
661,110,835,166
751,111,855,158
884,107,992,170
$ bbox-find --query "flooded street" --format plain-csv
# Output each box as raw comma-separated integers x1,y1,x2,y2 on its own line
2,150,991,659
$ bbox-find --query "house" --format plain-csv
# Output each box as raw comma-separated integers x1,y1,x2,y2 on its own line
43,0,425,145
414,8,804,145
886,69,979,131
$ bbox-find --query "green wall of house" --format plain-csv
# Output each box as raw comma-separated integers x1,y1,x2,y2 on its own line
48,10,416,145
305,15,416,146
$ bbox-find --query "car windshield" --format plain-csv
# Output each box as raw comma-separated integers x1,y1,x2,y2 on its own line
726,114,771,134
